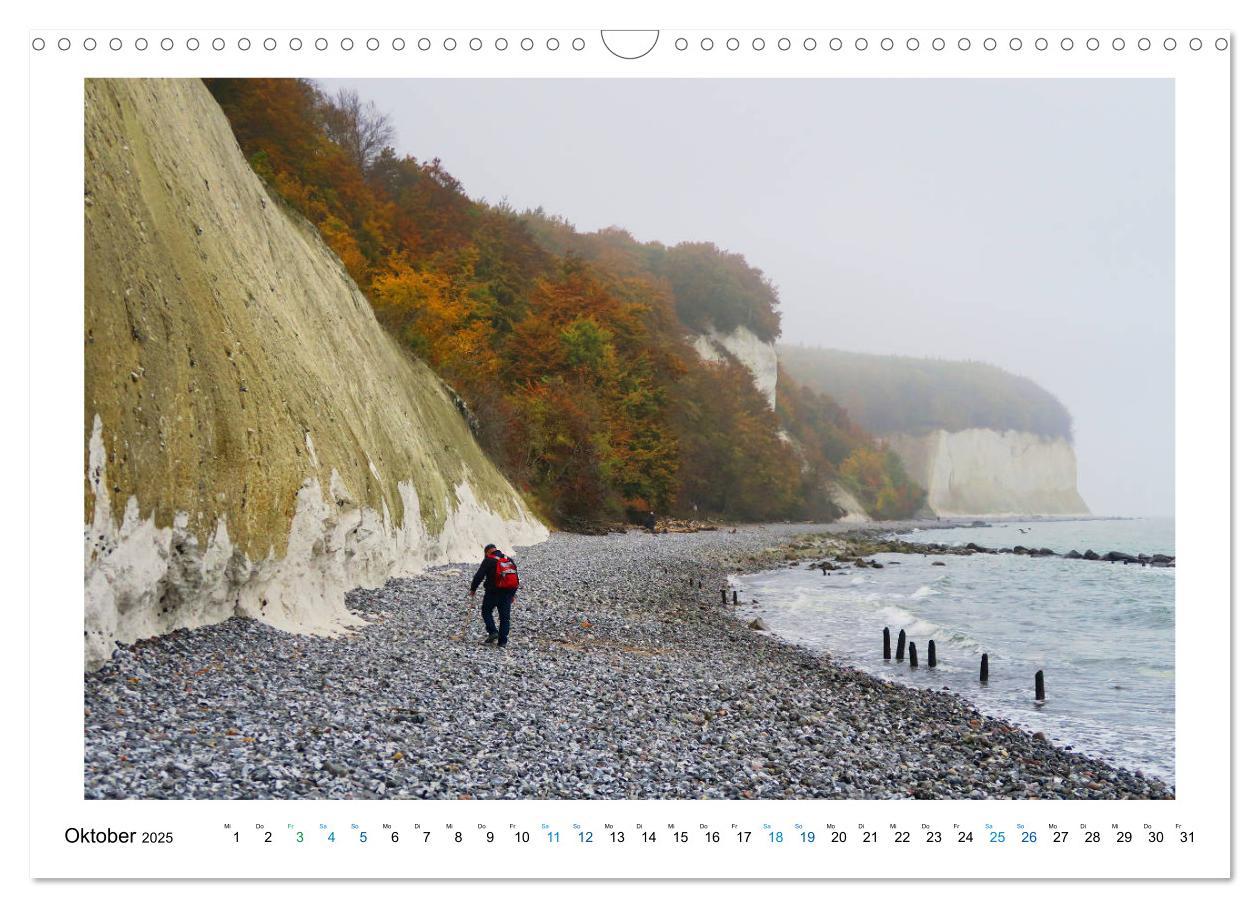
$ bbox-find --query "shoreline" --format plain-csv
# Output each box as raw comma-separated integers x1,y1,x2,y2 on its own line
733,520,1174,785
84,520,1172,799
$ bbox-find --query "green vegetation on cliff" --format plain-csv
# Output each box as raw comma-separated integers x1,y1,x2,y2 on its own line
206,78,923,525
520,218,782,342
779,346,1074,440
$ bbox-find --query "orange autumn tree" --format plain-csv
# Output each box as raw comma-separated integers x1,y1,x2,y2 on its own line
500,262,682,522
206,78,923,527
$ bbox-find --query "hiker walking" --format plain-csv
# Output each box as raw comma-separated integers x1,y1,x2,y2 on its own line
468,543,519,648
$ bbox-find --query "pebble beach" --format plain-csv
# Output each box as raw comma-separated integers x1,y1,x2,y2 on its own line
84,524,1172,800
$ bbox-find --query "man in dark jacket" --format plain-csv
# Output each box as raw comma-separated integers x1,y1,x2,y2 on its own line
468,543,515,648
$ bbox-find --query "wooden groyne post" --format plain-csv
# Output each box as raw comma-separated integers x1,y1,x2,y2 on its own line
895,629,906,661
908,642,918,668
980,653,989,684
883,627,892,660
721,589,727,605
733,590,739,606
928,640,937,668
1035,670,1046,701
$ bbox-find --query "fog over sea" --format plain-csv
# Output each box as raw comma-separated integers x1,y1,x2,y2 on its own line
738,518,1175,783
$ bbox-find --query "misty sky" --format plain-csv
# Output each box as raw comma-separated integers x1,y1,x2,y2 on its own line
323,78,1174,517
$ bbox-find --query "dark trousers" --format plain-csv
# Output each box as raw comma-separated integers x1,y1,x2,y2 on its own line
481,589,514,645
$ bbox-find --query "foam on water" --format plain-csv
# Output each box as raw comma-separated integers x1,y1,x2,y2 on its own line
739,518,1175,783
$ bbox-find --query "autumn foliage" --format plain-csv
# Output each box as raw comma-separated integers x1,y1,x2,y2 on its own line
206,78,923,527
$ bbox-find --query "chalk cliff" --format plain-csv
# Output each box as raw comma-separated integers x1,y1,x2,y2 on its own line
691,324,779,410
84,79,547,669
884,429,1089,517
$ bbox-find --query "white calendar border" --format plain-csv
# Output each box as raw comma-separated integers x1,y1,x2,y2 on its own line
24,12,1231,881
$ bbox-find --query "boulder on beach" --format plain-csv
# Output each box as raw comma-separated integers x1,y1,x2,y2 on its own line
748,617,769,631
1083,549,1101,560
1065,549,1083,559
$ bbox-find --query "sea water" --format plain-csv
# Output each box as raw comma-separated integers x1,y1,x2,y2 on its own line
738,518,1174,783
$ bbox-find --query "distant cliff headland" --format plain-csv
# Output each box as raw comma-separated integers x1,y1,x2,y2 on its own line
779,347,1089,516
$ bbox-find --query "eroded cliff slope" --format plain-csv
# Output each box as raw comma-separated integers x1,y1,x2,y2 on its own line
84,79,547,669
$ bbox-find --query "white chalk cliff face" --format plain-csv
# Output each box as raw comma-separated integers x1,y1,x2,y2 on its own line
691,325,778,410
84,79,547,670
693,330,870,521
884,429,1089,517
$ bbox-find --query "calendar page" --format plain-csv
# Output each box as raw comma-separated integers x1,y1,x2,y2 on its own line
22,0,1237,888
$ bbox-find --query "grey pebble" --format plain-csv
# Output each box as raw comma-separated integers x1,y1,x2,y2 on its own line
83,524,1171,801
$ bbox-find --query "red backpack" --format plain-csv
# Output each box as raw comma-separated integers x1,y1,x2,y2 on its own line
492,552,520,591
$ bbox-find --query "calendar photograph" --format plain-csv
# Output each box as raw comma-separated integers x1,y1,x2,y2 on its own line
78,73,1181,804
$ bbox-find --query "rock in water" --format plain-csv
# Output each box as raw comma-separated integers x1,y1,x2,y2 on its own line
1104,551,1138,563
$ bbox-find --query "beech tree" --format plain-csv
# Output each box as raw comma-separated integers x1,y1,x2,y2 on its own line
322,88,396,172
206,77,924,527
